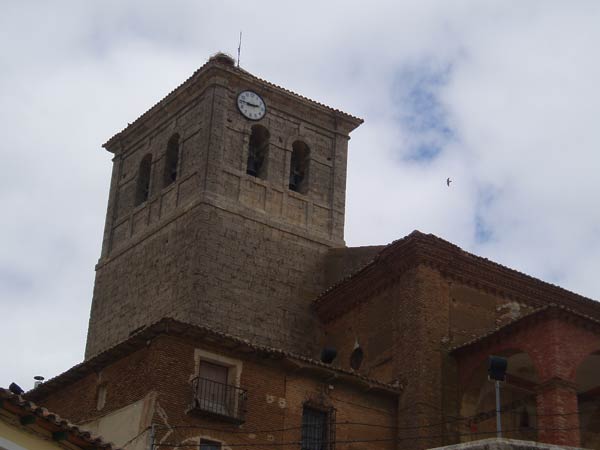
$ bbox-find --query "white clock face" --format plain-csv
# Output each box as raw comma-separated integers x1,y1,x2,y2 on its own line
237,90,266,120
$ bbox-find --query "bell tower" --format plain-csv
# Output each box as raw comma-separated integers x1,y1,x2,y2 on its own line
85,53,362,359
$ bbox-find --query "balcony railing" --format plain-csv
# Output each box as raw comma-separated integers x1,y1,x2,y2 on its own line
189,377,247,424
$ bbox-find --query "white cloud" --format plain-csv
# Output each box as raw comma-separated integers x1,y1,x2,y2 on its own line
1,1,599,390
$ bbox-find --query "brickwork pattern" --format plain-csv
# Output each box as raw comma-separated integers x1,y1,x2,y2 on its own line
320,261,574,450
39,335,397,450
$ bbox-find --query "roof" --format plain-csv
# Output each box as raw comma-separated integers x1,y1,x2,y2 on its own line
0,387,121,450
103,53,363,150
450,303,600,354
27,318,400,403
314,230,600,322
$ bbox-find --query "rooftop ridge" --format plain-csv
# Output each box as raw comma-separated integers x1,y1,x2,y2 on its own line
314,230,599,321
450,303,600,354
0,388,121,450
27,318,400,403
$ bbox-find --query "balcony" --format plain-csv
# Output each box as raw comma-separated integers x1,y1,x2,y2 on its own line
189,376,247,424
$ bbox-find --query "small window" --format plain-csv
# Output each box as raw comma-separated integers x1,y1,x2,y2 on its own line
199,439,221,450
246,125,269,179
135,154,152,206
191,350,246,423
196,362,232,416
349,344,364,371
301,406,335,450
289,141,310,194
163,134,180,187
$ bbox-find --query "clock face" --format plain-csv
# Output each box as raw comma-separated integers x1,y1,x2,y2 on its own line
237,90,266,120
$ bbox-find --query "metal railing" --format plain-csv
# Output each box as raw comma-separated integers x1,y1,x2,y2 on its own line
190,377,247,423
301,407,336,450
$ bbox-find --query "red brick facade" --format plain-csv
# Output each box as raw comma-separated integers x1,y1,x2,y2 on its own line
454,307,600,447
31,323,397,450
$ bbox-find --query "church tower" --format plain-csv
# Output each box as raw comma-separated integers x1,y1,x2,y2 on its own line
85,53,363,359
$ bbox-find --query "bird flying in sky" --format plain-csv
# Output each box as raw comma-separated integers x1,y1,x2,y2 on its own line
446,177,452,187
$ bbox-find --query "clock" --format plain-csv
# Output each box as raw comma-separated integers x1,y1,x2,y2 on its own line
237,90,266,120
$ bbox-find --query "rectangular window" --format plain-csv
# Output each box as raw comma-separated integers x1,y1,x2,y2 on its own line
301,406,334,450
191,350,247,423
197,362,231,415
199,439,221,450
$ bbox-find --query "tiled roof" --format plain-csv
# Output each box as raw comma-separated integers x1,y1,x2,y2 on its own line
450,303,600,353
0,387,121,450
314,230,600,322
103,54,363,149
27,318,400,403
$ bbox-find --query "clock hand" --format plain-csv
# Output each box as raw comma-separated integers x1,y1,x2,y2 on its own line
242,100,260,107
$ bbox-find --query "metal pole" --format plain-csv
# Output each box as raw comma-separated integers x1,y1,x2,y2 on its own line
149,424,155,450
495,380,502,438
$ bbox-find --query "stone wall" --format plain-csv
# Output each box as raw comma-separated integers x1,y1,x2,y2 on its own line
85,60,361,359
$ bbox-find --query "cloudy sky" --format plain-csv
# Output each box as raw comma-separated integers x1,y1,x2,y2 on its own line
2,1,600,391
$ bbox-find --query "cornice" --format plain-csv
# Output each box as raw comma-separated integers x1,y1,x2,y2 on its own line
450,304,600,356
103,57,363,152
314,231,600,323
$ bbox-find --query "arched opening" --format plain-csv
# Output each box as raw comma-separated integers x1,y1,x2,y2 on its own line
135,154,152,206
163,134,180,187
246,125,269,179
289,141,310,194
576,350,600,448
459,350,538,443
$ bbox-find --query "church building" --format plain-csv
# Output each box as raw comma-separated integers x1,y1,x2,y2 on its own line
25,53,600,450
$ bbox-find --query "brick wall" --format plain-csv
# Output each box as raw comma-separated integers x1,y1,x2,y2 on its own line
39,334,397,450
320,261,551,450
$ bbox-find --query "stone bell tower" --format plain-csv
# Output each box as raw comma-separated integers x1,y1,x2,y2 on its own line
85,53,363,359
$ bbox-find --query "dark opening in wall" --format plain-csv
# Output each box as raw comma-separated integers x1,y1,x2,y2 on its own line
301,405,336,450
246,125,269,179
289,140,310,194
135,154,152,206
163,133,180,188
200,439,221,450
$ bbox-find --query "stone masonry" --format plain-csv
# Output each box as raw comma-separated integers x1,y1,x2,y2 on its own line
85,54,362,359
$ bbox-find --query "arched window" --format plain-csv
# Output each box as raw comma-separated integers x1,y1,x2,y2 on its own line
246,125,269,179
135,154,152,206
289,141,310,194
163,134,180,188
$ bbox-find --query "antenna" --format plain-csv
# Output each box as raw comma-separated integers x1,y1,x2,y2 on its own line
237,31,242,67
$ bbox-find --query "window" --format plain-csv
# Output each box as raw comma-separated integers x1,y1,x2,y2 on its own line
199,361,229,414
246,125,269,179
135,154,152,206
163,134,180,187
190,350,246,423
199,439,221,450
289,141,310,194
301,406,335,450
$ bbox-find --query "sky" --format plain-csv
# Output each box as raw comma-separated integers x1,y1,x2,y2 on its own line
1,1,600,391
